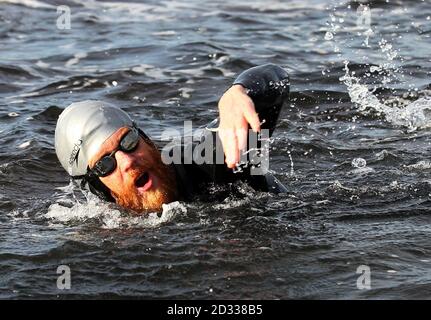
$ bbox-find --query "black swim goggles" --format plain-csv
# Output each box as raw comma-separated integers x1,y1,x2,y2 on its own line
88,128,140,178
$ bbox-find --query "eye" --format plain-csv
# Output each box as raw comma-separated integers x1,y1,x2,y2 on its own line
95,156,116,176
121,130,140,151
93,152,111,169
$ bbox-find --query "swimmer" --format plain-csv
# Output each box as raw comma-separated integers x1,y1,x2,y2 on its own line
55,64,290,214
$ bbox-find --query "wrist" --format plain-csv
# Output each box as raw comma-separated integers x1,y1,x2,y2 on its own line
231,84,248,95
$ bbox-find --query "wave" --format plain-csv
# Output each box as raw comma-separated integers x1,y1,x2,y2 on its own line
0,0,54,9
0,64,40,82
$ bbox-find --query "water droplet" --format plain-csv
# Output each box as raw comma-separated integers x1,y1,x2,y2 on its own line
324,31,334,41
352,158,367,168
370,66,381,73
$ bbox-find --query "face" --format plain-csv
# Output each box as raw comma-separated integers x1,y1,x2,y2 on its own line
88,127,178,214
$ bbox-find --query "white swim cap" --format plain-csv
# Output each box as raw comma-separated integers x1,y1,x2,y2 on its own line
55,100,134,177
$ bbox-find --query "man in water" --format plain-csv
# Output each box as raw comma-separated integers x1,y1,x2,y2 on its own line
55,64,290,214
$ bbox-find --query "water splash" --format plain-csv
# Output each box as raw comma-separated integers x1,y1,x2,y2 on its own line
340,61,431,131
324,13,343,54
322,3,431,131
46,199,187,229
377,38,400,84
287,149,294,176
46,182,187,229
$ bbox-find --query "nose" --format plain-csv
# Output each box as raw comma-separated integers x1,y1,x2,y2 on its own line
115,149,138,173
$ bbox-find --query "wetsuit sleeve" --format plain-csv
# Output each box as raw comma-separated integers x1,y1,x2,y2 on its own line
231,63,290,136
172,64,290,200
200,64,289,187
232,63,290,99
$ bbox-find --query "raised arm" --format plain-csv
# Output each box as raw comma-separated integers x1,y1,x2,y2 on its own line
217,63,290,168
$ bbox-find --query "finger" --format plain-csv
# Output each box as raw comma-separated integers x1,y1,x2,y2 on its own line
243,102,261,133
236,124,248,153
219,128,238,168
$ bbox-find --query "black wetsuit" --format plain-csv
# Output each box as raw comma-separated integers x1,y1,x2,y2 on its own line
169,63,290,201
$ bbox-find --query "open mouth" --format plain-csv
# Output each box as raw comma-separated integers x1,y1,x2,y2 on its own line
135,171,153,192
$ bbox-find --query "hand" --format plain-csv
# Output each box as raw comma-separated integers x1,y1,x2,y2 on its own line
217,84,261,169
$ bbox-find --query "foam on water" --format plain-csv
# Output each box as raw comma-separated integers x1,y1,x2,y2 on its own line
46,199,187,229
405,160,431,170
46,182,187,229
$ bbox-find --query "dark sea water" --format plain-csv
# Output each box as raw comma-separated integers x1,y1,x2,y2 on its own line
0,0,431,299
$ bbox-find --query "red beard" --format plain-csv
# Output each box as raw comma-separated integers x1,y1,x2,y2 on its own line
111,144,179,214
